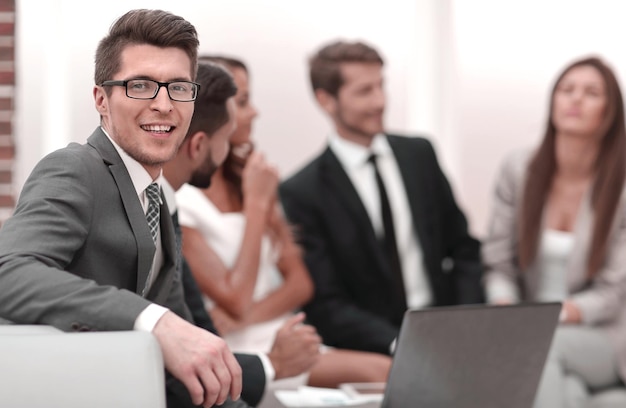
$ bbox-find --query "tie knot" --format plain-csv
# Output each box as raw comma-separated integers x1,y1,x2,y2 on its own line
367,153,378,165
145,183,161,206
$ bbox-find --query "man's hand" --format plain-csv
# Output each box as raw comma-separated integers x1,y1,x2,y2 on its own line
153,311,242,407
267,312,321,380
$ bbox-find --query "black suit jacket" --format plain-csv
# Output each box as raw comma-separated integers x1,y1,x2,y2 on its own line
279,135,484,355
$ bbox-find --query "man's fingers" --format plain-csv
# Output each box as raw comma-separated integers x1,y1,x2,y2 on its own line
153,314,241,406
223,347,243,400
193,350,241,407
180,374,205,406
198,368,221,407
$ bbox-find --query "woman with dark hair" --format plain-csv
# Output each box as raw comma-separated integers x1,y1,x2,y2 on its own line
483,56,626,407
177,55,391,391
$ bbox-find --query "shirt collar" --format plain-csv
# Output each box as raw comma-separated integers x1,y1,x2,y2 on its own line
101,126,163,198
329,131,392,170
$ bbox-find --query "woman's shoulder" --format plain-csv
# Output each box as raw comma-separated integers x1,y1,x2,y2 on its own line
494,147,536,185
176,184,222,220
176,184,207,208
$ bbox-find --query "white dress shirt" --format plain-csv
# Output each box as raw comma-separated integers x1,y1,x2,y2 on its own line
329,132,432,308
101,127,168,332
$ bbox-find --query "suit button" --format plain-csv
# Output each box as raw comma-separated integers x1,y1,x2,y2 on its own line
70,322,80,331
441,257,454,273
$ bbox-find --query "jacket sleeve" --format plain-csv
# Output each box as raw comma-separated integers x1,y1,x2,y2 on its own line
481,151,527,303
0,148,150,331
424,140,485,304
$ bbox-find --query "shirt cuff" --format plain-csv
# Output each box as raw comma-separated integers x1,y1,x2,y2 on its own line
134,303,169,332
256,352,276,384
486,276,520,304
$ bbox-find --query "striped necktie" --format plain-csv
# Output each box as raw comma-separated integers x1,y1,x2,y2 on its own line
145,183,161,244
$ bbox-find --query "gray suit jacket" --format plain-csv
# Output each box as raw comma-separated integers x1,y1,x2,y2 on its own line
482,148,626,380
0,128,253,408
0,127,189,329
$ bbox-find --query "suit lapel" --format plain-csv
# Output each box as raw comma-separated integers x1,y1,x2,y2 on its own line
87,128,156,295
320,147,390,277
388,136,435,261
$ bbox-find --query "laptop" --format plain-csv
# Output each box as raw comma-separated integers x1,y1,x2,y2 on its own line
380,302,561,408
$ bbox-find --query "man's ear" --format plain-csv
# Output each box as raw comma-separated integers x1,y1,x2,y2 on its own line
188,131,207,161
93,86,107,115
315,89,337,115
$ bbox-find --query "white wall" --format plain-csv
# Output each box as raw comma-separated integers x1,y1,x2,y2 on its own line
451,0,626,237
17,0,626,240
15,0,431,194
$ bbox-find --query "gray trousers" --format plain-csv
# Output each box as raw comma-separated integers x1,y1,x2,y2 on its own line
533,325,621,408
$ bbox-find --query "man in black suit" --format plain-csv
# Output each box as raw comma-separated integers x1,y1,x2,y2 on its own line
163,62,320,407
279,40,484,356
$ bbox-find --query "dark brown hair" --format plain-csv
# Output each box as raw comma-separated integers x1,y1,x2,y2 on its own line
200,55,297,251
309,40,384,97
198,55,250,193
94,9,199,86
199,55,248,74
185,62,237,141
519,56,626,278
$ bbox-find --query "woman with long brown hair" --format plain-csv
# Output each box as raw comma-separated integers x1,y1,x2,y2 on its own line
176,55,391,392
483,56,626,406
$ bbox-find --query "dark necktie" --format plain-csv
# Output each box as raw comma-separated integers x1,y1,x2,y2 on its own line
368,154,407,310
171,210,182,271
145,183,161,244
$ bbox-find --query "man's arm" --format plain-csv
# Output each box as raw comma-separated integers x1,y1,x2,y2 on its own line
0,148,242,407
424,140,485,304
0,147,150,330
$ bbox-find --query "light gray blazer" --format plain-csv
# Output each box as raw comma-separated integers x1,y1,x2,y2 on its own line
0,127,190,331
483,148,626,380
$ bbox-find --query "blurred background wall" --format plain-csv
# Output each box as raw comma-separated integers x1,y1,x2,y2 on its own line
14,0,626,237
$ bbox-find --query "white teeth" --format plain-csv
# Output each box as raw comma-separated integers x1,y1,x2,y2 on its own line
141,125,171,132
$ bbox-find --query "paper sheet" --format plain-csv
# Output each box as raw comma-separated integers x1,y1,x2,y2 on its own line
274,386,382,407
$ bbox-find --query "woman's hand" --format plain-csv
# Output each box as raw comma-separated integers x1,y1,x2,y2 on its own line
210,307,244,335
241,151,279,217
560,300,582,324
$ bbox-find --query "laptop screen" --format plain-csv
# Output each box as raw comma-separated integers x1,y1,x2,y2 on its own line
382,302,561,408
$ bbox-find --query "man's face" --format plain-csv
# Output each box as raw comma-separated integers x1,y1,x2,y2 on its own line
332,62,386,142
188,98,237,188
94,44,195,178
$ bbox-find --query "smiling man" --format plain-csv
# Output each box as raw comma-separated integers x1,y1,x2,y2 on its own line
0,9,245,408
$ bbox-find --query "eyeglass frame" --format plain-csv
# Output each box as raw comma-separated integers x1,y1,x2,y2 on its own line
100,79,201,102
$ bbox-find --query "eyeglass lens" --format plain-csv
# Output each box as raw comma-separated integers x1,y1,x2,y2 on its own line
126,79,196,101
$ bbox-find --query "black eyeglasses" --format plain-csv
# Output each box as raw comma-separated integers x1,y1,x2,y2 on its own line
100,79,200,102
